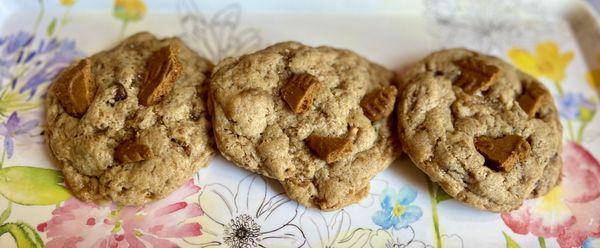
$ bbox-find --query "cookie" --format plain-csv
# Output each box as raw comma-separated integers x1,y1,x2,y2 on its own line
46,32,215,205
398,48,562,212
529,151,562,198
209,42,401,210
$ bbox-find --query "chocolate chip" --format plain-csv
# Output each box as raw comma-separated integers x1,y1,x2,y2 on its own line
138,41,183,106
170,138,191,156
306,134,352,163
114,83,128,102
281,73,321,114
54,58,97,118
475,135,531,172
518,82,548,118
453,58,500,95
114,138,154,163
360,86,398,121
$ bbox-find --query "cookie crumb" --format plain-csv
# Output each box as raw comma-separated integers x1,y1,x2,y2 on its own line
475,135,531,172
138,41,183,106
281,73,320,114
360,85,398,121
518,82,548,117
115,139,154,163
55,58,96,118
306,135,352,163
454,58,500,94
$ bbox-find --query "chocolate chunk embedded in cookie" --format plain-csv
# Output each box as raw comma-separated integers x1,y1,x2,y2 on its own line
45,32,215,205
209,41,401,210
398,48,562,212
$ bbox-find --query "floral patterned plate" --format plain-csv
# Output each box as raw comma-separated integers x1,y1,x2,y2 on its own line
0,0,599,247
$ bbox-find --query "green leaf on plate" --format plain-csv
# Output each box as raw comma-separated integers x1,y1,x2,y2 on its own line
18,222,44,247
0,166,71,205
0,90,41,117
0,222,44,248
0,202,11,225
538,237,547,248
435,188,453,203
503,232,521,248
47,17,57,36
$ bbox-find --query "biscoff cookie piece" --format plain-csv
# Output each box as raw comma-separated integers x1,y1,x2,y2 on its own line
209,41,401,210
398,48,562,212
46,32,215,205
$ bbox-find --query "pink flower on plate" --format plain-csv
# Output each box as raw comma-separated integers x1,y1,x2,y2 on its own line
37,179,203,248
501,141,600,247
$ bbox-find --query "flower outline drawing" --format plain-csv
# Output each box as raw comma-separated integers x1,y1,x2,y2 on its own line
196,174,306,247
177,0,262,62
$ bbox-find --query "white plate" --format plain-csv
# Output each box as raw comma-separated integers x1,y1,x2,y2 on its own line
0,0,599,247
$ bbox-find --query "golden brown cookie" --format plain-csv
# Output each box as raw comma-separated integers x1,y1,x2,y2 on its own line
45,32,215,205
209,41,401,210
398,48,562,212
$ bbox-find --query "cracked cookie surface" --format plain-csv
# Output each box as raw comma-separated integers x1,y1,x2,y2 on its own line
209,42,401,210
398,48,562,212
46,32,215,205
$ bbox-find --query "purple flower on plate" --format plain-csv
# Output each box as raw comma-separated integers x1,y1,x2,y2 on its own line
556,92,597,121
0,32,34,55
0,112,38,158
0,31,83,98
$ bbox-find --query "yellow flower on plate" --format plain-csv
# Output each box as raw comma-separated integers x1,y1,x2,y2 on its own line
113,0,146,22
508,41,574,83
60,0,75,6
586,55,600,89
535,186,569,213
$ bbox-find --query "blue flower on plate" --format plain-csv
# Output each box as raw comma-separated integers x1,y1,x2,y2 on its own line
583,238,600,248
0,112,38,158
0,31,83,98
556,92,597,121
372,186,423,230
